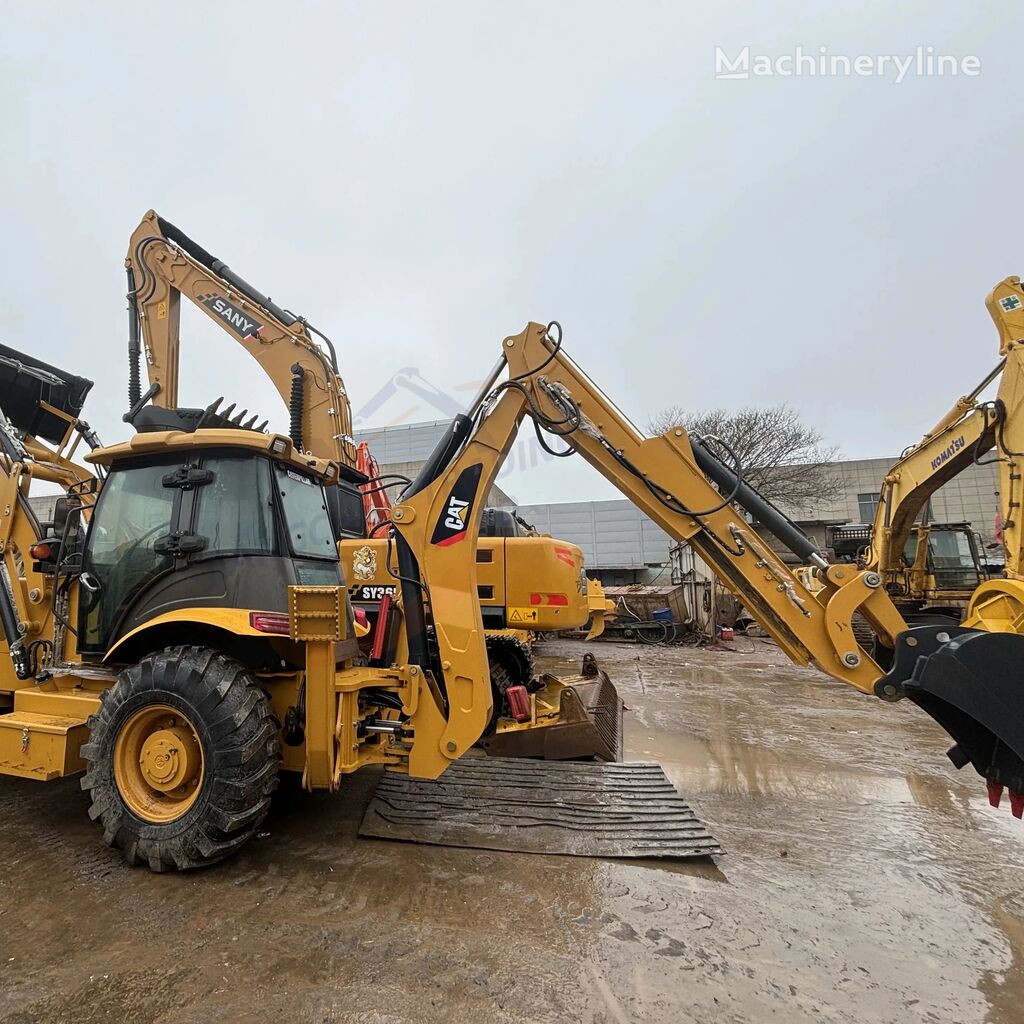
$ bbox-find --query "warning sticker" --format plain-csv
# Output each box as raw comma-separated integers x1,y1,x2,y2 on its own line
1000,295,1022,313
508,607,539,624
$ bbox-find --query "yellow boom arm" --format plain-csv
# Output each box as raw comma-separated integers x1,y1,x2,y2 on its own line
388,324,909,776
125,210,358,472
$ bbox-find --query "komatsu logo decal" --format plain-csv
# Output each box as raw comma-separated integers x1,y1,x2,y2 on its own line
198,294,265,340
430,463,483,547
930,434,966,471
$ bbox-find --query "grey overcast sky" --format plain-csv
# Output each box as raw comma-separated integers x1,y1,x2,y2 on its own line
0,2,1017,502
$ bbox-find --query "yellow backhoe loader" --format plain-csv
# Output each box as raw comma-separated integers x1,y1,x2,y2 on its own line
1,229,1022,871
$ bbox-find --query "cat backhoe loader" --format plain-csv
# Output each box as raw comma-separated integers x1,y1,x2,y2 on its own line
122,211,612,701
2,235,1023,870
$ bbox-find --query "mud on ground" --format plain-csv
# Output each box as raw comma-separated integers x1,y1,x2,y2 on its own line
0,637,1021,1023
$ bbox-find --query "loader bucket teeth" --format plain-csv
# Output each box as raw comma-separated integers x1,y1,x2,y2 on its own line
479,657,624,762
987,781,1004,808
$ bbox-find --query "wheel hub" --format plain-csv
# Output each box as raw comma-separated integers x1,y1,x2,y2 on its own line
138,725,200,792
114,705,205,823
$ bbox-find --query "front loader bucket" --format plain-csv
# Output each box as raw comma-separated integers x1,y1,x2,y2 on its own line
480,653,624,762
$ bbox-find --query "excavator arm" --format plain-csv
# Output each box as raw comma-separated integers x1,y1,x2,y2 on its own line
390,322,1024,811
124,210,359,472
866,277,1024,583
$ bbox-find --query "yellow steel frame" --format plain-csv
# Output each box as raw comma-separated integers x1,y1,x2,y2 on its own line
363,323,915,785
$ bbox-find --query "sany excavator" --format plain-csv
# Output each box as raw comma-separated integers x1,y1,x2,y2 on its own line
123,212,612,707
0,223,1022,871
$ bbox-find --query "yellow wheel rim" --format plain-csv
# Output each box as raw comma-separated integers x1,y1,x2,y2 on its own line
113,704,205,824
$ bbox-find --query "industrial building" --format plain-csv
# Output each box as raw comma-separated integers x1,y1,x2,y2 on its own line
357,421,1002,582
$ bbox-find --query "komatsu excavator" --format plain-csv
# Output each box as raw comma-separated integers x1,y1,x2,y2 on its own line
0,227,1022,871
122,211,611,703
853,278,1024,639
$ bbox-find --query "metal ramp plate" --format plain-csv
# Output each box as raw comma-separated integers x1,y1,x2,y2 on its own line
359,758,722,859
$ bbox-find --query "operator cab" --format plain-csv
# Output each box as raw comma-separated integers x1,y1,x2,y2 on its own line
79,435,343,656
903,522,987,592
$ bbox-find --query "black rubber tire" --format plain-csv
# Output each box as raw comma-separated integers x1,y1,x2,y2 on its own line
484,634,535,688
482,661,515,736
81,646,280,872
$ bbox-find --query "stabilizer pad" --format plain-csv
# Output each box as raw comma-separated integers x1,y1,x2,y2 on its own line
359,758,722,859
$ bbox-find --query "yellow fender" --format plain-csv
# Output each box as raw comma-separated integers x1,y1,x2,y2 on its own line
106,607,368,662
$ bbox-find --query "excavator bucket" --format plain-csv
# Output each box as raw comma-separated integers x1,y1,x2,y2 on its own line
479,653,624,762
881,624,1024,813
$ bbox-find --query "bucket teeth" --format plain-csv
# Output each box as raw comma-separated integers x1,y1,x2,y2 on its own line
1010,790,1024,819
987,781,1004,808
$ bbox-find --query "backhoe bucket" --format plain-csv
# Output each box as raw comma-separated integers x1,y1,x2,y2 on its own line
480,653,624,762
880,625,1024,816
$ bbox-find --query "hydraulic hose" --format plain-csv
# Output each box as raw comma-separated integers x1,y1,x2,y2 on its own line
0,565,30,679
126,267,141,410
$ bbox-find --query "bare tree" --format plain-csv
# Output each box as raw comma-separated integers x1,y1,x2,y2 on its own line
647,403,840,512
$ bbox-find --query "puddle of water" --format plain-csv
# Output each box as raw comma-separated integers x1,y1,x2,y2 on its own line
630,721,978,816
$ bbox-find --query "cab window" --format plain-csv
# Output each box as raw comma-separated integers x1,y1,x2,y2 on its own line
194,456,276,555
274,464,336,559
80,460,177,648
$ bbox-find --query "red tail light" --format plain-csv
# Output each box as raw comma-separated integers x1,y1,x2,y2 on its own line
250,611,291,634
529,593,569,607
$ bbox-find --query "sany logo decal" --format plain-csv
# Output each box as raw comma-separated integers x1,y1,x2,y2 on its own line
198,294,265,340
430,463,483,547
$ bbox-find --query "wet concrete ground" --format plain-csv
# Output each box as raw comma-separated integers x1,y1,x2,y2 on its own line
0,637,1021,1023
